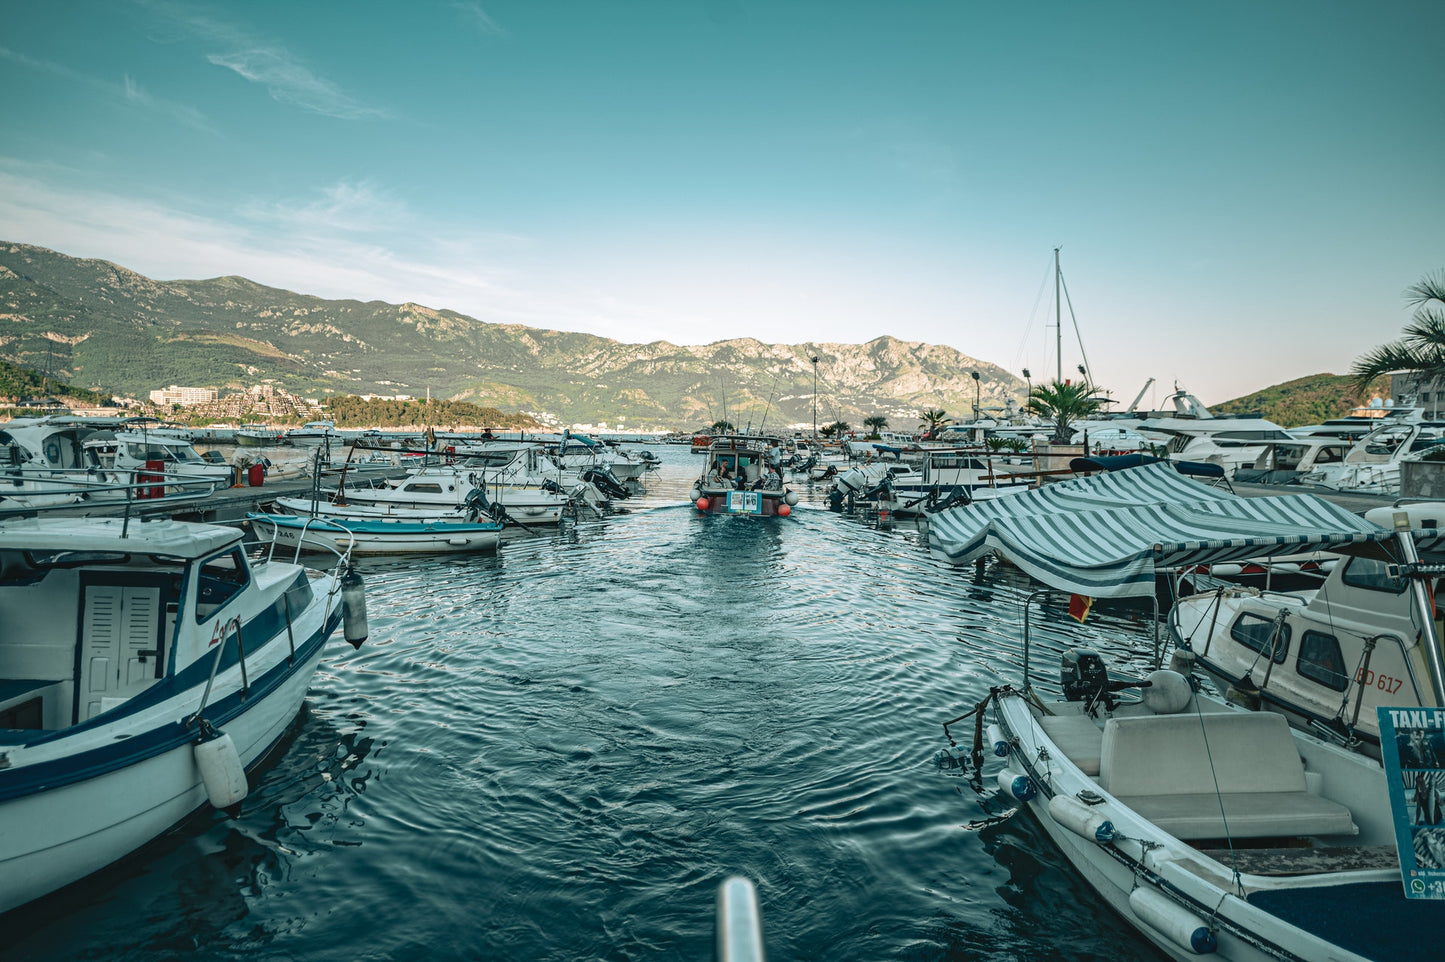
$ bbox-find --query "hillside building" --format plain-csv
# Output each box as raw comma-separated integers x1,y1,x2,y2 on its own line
147,385,219,407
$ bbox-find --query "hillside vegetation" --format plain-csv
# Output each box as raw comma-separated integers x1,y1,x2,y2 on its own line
1213,373,1393,427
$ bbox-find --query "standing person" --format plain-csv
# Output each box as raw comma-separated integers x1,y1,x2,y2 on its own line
767,441,782,482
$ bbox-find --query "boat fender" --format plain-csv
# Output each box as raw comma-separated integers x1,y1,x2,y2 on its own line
696,497,710,511
987,723,1009,757
1141,670,1194,715
1048,794,1116,843
1128,886,1217,954
341,568,369,648
996,768,1035,802
1167,648,1196,676
784,490,799,506
690,487,701,502
194,730,248,808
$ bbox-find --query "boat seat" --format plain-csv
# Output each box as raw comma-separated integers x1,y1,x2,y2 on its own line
1039,713,1104,775
1098,711,1358,840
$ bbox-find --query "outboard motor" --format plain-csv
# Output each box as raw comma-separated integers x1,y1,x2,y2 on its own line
1061,647,1110,703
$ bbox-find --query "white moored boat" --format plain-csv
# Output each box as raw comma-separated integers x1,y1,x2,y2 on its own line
934,462,1445,961
0,513,367,914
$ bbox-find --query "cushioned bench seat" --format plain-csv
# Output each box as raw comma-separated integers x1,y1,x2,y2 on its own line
1121,790,1358,839
1039,713,1105,775
1098,710,1357,840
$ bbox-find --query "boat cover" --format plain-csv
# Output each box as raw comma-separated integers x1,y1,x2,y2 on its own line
927,461,1444,597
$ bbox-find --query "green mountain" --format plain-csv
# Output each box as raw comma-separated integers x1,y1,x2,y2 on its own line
1213,373,1393,427
0,241,1021,430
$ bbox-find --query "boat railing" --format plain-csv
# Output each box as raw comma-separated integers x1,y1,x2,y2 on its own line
1021,588,1162,696
255,513,358,569
0,472,228,525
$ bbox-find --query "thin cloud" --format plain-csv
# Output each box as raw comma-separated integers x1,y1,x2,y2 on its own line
138,1,386,120
0,46,214,133
452,2,507,37
206,47,386,120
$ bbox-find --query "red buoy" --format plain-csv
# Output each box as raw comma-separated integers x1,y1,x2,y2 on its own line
696,497,710,511
777,503,791,517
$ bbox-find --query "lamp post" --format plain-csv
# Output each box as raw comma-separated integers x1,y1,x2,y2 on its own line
811,355,819,440
971,370,980,419
1022,367,1031,409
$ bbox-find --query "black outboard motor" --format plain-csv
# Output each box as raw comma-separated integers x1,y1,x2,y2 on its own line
1061,648,1110,703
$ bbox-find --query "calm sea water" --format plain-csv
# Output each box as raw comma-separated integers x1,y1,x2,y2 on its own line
13,446,1165,962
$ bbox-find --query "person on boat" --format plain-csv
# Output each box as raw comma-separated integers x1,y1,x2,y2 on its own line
715,462,733,487
767,442,782,476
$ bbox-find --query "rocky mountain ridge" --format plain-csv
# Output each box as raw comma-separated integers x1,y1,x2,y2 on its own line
0,242,1021,430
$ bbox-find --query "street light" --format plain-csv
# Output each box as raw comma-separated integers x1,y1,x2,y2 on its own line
970,370,980,419
1022,367,1031,415
811,355,819,440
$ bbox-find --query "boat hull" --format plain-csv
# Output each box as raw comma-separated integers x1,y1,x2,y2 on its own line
250,513,502,555
0,613,336,915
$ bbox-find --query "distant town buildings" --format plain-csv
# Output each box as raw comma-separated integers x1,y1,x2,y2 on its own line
147,385,219,407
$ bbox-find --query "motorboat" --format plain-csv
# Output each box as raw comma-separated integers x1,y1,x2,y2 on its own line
979,654,1424,962
235,424,289,447
0,512,367,914
311,454,579,526
689,435,797,517
105,423,234,489
933,467,1445,961
1300,421,1445,496
1233,437,1354,485
285,421,342,447
248,511,503,555
1169,541,1439,757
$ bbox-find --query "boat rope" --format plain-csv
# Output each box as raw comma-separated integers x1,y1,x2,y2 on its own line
1187,687,1246,897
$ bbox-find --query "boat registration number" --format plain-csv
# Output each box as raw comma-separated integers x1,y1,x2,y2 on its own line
726,491,761,514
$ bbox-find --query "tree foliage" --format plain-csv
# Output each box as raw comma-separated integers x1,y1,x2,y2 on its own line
1351,270,1445,393
863,414,888,437
1026,381,1103,443
919,408,951,439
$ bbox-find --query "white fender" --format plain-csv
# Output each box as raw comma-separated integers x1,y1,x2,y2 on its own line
194,731,248,808
996,768,1035,802
986,723,1009,757
1128,885,1217,954
1048,794,1115,843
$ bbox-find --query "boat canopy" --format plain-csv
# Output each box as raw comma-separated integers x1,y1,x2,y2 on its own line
928,461,1443,598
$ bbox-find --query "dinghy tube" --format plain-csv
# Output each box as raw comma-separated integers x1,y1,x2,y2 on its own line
1128,886,1217,954
1048,794,1116,843
195,731,248,808
987,723,1009,757
997,768,1035,802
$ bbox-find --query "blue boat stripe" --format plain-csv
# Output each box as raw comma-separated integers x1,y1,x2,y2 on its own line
0,613,337,802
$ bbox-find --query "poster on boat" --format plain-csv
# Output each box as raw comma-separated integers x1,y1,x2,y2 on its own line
1378,706,1445,898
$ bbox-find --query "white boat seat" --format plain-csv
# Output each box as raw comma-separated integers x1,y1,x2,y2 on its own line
1098,711,1358,840
1039,713,1104,775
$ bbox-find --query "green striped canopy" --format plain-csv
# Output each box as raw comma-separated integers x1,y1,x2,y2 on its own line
927,462,1433,598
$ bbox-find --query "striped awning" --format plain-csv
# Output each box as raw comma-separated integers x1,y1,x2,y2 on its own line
927,462,1434,598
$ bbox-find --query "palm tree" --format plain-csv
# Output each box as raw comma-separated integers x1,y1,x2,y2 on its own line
1026,380,1104,443
709,419,735,434
827,420,851,437
919,408,951,440
863,415,888,438
1351,270,1445,402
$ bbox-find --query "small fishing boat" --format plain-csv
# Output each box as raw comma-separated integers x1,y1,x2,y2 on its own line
248,511,503,555
935,473,1445,961
0,512,367,915
689,435,797,517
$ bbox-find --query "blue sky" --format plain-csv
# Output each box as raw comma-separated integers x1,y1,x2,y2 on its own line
2,1,1441,406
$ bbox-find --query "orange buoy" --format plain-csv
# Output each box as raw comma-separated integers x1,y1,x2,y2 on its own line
777,503,791,517
696,497,710,511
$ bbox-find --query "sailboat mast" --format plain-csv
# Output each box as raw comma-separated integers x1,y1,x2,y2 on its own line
1053,247,1062,384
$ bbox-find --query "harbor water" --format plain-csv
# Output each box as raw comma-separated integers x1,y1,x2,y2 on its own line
12,445,1163,961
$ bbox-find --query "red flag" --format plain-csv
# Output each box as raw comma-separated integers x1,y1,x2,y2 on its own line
1068,594,1093,622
